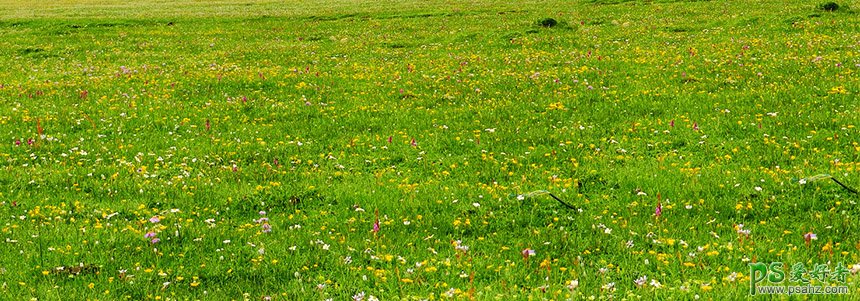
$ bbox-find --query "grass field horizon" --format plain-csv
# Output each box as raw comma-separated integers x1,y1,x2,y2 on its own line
1,0,859,299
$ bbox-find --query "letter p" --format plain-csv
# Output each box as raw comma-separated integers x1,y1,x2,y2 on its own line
749,263,768,295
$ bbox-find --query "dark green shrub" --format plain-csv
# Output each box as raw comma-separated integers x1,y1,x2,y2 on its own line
537,18,558,28
819,2,839,11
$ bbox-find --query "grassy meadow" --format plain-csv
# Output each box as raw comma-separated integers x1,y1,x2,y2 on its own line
1,0,859,299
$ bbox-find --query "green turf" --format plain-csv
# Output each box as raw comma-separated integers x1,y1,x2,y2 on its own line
1,0,859,299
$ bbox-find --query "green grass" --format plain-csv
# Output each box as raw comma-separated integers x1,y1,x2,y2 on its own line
1,0,859,299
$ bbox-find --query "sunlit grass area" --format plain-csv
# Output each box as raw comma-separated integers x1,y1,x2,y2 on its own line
1,0,859,299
